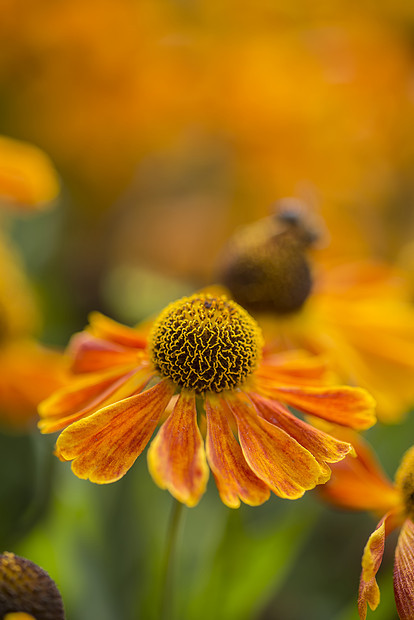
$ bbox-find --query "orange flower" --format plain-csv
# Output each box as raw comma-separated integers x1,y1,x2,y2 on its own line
39,293,375,507
0,135,59,210
1,0,413,236
271,260,414,423
0,340,68,432
216,209,414,423
0,552,64,619
0,233,40,340
0,232,68,430
321,436,414,619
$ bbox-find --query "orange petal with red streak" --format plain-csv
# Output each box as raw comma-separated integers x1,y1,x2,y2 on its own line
55,379,174,483
228,394,328,499
358,511,397,619
88,312,147,349
250,393,352,469
68,332,143,373
39,368,154,433
147,391,209,507
260,383,376,430
394,519,414,620
205,395,270,508
39,366,136,425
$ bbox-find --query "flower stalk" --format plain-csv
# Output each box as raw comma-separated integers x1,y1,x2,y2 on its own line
160,499,185,620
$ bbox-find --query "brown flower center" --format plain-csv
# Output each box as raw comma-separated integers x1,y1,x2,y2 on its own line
0,553,64,620
216,213,313,315
149,294,263,393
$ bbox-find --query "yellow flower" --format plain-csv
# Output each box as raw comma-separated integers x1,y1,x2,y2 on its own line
216,210,414,423
39,293,375,507
321,436,414,620
0,135,59,210
0,552,64,619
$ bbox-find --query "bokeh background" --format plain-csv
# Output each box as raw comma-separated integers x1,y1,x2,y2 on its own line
1,0,414,618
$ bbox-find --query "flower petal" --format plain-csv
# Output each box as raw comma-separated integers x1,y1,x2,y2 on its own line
259,383,376,430
39,368,155,433
320,433,401,513
69,332,143,373
88,311,147,348
39,366,132,418
228,394,329,499
38,363,153,432
205,395,270,508
55,379,174,483
358,511,397,619
250,393,352,469
394,519,414,620
257,351,329,386
147,391,209,507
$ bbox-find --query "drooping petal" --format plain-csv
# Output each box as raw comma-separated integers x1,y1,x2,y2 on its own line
39,366,132,418
228,394,329,499
355,352,414,424
258,382,376,430
358,511,398,619
39,368,155,433
250,393,352,469
205,395,270,508
88,312,147,349
394,519,414,620
68,332,144,374
55,379,175,483
147,391,209,507
320,432,402,513
257,351,329,386
38,363,147,430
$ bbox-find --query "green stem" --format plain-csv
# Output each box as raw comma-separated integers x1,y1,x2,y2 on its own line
159,498,185,620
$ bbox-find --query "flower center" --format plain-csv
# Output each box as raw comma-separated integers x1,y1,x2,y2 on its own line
149,294,263,393
0,552,64,619
395,446,414,520
216,215,313,315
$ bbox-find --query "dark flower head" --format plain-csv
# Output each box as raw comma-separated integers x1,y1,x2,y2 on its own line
0,553,65,620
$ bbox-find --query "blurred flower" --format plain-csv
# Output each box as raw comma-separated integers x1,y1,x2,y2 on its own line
39,293,375,507
0,340,68,432
216,208,414,422
321,436,414,620
0,0,413,254
0,551,65,619
0,233,40,340
0,135,59,211
0,233,68,431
